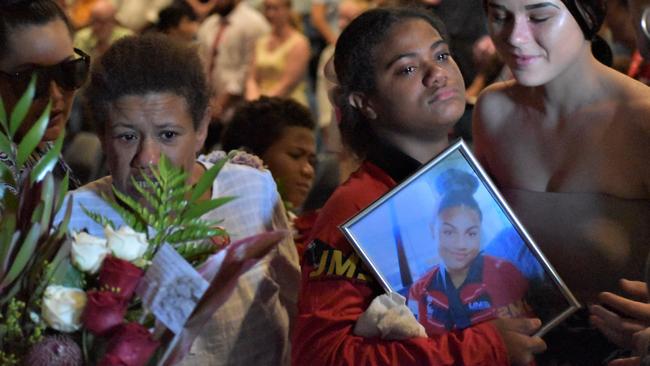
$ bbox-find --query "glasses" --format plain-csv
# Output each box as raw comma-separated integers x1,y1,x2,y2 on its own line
0,48,90,98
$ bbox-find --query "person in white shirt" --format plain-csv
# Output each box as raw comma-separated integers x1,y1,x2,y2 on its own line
196,0,270,150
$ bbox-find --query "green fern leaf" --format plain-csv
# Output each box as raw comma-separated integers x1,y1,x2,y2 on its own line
182,196,237,222
80,203,115,230
191,157,226,202
106,189,147,232
172,240,217,260
131,176,161,212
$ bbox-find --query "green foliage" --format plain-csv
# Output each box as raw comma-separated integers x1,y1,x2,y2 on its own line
0,298,44,364
0,75,71,360
3,299,25,341
87,154,235,261
0,351,18,366
17,102,51,167
80,204,115,230
9,75,35,137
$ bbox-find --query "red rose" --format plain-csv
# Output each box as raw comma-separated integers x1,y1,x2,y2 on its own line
100,323,159,366
98,354,127,366
99,256,144,300
82,290,127,336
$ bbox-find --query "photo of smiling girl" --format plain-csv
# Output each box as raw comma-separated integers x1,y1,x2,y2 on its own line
408,168,531,335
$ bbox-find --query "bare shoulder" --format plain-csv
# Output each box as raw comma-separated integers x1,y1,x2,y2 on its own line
473,79,519,134
292,32,310,53
610,72,650,135
627,99,650,136
472,80,522,160
294,31,309,46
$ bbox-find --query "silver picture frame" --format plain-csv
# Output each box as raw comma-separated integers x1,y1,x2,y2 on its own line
339,140,580,337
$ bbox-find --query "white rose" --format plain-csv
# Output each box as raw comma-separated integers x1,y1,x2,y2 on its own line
41,285,87,332
104,225,148,262
71,232,109,274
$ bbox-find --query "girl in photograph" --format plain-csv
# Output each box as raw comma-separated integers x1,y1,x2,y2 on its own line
473,0,650,363
408,168,530,336
293,6,545,366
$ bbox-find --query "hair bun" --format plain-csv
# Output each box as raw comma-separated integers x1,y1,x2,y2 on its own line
435,168,478,196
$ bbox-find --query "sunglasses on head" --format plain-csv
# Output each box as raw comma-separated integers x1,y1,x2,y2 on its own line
0,48,90,98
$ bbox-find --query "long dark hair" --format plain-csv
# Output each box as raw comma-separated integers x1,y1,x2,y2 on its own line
333,6,448,158
0,0,73,62
561,0,606,40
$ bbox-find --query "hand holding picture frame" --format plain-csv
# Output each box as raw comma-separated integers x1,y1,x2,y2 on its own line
340,140,580,337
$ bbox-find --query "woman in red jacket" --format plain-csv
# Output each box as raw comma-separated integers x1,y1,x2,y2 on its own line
292,6,546,366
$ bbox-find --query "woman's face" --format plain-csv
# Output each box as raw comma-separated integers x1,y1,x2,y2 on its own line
437,205,482,274
365,19,466,139
263,0,291,28
485,0,588,86
0,19,77,142
102,92,208,201
262,126,316,209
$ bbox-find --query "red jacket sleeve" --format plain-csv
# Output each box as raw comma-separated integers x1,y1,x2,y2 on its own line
292,170,509,366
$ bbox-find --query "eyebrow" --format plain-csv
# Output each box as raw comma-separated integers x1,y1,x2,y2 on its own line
442,222,480,231
111,122,185,130
384,39,448,70
487,1,560,10
110,122,136,130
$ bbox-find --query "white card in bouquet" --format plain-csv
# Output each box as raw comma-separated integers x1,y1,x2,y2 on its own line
136,244,209,334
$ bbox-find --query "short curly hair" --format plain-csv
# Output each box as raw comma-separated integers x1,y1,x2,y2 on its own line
334,6,448,158
0,0,73,62
86,33,209,135
221,96,315,156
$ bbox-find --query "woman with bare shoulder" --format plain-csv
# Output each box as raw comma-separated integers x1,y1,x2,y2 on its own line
473,0,650,363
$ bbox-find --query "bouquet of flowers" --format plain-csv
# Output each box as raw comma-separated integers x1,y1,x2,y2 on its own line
0,77,286,365
0,75,72,364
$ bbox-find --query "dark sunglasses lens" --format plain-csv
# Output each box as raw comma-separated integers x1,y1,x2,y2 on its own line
7,57,89,98
9,71,50,98
35,70,53,97
53,58,89,91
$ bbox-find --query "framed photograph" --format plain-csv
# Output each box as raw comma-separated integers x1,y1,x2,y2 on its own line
340,140,580,337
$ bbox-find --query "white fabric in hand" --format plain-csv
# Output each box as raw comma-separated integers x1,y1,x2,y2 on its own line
353,292,426,340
